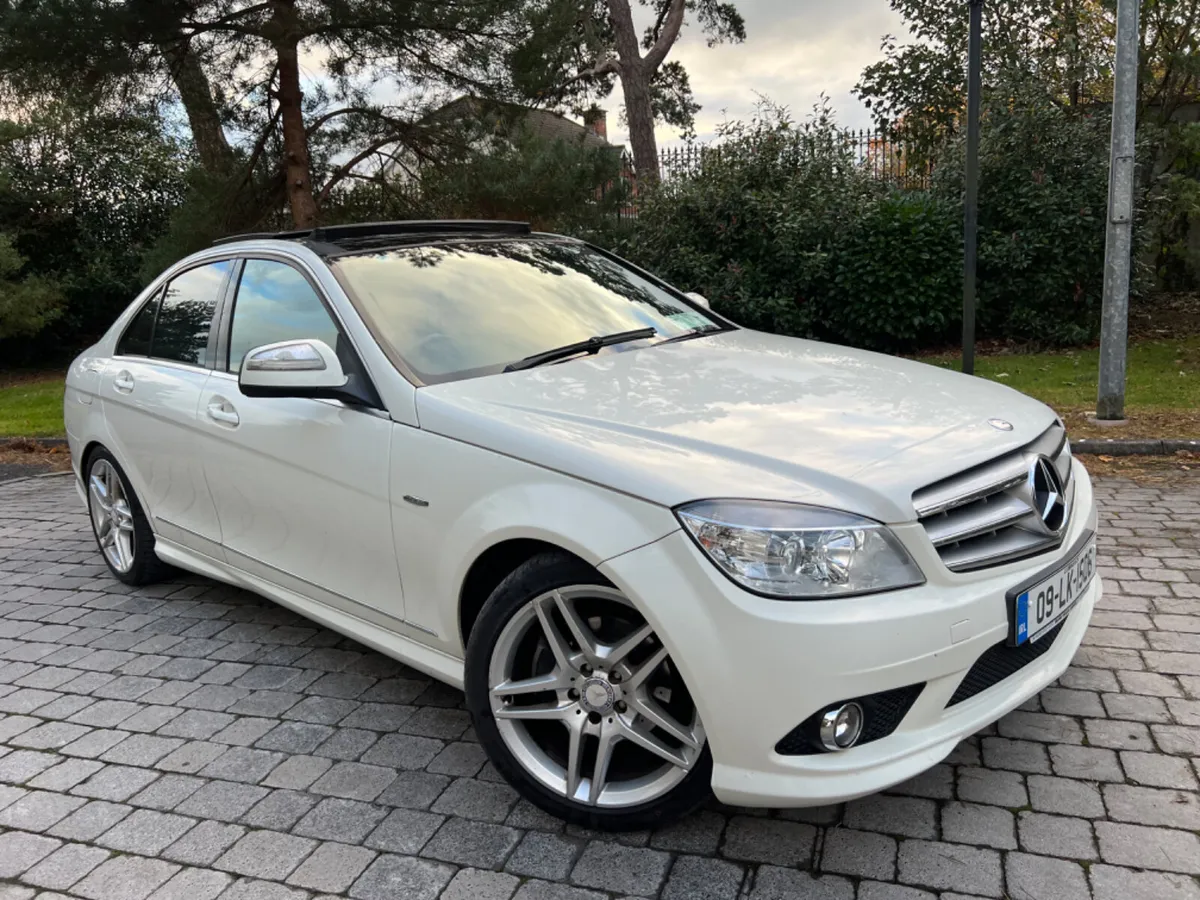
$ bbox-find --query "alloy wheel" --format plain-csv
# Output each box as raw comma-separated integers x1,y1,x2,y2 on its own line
88,458,135,574
488,585,705,808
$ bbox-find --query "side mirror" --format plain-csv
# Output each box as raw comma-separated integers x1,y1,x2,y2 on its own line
684,291,711,310
238,339,348,398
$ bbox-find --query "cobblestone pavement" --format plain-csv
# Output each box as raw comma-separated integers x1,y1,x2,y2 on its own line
0,473,1198,900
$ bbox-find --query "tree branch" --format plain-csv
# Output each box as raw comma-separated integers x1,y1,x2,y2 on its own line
642,0,686,72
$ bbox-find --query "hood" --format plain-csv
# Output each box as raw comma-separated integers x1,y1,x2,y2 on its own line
415,329,1057,522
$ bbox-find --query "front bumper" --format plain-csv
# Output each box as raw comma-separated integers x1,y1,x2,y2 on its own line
598,459,1099,808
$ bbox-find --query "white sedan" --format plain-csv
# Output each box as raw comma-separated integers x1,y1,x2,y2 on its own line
64,220,1099,831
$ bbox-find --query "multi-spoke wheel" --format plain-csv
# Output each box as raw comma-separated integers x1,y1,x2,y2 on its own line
85,448,172,586
466,553,711,830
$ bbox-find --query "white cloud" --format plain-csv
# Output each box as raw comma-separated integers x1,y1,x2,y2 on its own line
600,0,906,148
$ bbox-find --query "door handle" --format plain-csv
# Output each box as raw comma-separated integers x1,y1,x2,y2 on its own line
113,371,134,393
207,401,240,426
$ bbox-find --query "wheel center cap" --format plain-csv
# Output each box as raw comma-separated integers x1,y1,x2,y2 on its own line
581,677,615,714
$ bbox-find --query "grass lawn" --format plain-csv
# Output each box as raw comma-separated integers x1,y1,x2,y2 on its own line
2,336,1198,441
921,336,1200,439
0,374,66,438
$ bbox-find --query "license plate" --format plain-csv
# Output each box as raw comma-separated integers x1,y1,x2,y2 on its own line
1012,535,1096,646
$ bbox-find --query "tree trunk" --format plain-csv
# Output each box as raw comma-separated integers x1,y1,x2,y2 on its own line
162,39,235,175
271,1,318,229
620,65,660,182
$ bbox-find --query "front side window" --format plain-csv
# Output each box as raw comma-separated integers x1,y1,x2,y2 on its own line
228,260,341,373
153,260,232,365
332,240,722,383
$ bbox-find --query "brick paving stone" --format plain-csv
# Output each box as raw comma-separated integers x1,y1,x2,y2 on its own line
896,841,1002,898
309,760,396,801
820,827,895,879
421,816,521,868
72,855,180,900
647,809,726,854
360,733,443,770
1119,749,1198,788
957,767,1028,808
349,853,454,900
857,884,936,900
439,867,520,900
262,754,331,790
506,830,582,880
980,737,1051,774
145,867,231,900
1102,782,1200,828
430,777,518,823
96,808,196,855
941,801,1016,849
0,789,85,831
161,819,246,865
47,800,132,841
364,806,444,854
1048,744,1125,782
286,840,376,893
720,815,815,865
843,795,937,839
197,746,284,783
0,831,61,878
175,779,267,822
241,788,318,831
747,866,854,900
569,840,671,896
1089,864,1200,900
1028,775,1104,817
661,855,744,900
71,764,159,801
20,841,110,891
1016,811,1097,860
1005,853,1090,900
295,797,389,843
214,828,317,880
1094,820,1200,873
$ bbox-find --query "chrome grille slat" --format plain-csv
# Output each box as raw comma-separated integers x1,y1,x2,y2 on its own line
913,423,1073,572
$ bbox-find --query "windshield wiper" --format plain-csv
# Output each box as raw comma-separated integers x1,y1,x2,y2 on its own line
504,327,658,372
656,325,724,345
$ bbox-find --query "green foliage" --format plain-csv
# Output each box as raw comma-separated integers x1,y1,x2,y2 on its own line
1151,121,1200,289
930,86,1112,345
0,233,64,341
0,103,186,360
327,126,629,234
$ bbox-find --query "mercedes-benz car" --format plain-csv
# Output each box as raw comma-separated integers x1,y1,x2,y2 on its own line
64,220,1099,831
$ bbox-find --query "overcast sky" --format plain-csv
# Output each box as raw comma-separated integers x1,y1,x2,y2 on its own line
600,0,906,147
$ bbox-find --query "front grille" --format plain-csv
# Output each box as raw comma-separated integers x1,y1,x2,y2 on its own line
775,683,925,755
912,423,1073,572
946,623,1064,707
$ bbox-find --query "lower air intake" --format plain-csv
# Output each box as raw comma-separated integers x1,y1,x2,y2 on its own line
775,683,925,756
947,623,1065,707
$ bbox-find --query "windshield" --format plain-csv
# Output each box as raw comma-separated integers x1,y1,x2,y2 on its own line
332,239,723,383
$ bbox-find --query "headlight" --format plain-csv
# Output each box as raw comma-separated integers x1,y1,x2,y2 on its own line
676,500,924,599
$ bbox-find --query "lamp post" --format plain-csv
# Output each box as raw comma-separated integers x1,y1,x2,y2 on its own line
962,0,983,375
1095,0,1141,421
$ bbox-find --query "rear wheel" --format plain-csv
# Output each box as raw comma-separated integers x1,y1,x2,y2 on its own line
85,448,173,586
465,552,711,831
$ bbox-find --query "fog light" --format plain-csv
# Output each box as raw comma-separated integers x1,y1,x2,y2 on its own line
819,702,864,751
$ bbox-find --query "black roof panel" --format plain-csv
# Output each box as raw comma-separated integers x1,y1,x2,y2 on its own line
212,219,532,249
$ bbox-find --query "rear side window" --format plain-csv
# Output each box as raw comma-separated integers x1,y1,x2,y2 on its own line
152,260,232,365
227,259,341,373
115,291,159,357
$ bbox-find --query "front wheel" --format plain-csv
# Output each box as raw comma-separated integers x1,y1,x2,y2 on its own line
465,552,711,831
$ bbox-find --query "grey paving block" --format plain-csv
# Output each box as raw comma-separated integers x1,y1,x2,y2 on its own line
360,733,444,770
155,741,226,774
96,808,196,855
20,841,110,891
47,800,132,841
256,721,334,755
1095,820,1200,873
844,795,938,839
10,721,92,751
162,819,246,866
309,760,396,801
981,737,1051,774
1119,750,1198,788
71,764,159,801
857,884,936,900
441,868,520,900
1017,812,1097,860
1005,853,1090,900
156,710,233,740
1102,783,1200,828
262,754,331,790
198,746,284,784
957,767,1028,808
211,716,275,746
896,840,1002,898
820,827,896,880
214,828,317,880
0,830,62,877
287,840,376,893
100,734,184,767
364,806,444,854
421,817,522,868
569,840,672,896
145,867,232,900
941,801,1017,850
661,855,744,900
1089,864,1200,900
312,726,378,760
747,866,854,900
430,776,519,823
0,789,85,831
295,797,389,842
72,854,180,900
648,810,725,854
127,772,204,811
175,779,268,822
241,788,319,831
426,741,487,776
506,830,581,880
375,770,450,809
0,748,58,783
1048,744,1125,782
349,853,455,900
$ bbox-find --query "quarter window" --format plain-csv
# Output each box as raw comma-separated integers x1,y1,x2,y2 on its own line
153,261,232,365
115,291,159,357
228,259,341,373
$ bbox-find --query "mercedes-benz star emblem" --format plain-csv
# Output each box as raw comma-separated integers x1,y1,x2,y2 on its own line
1027,455,1067,534
988,418,1014,431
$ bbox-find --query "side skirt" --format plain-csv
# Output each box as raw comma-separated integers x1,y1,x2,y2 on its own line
153,538,465,689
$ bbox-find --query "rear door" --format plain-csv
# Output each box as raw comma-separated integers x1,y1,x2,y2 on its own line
197,257,405,624
102,259,233,558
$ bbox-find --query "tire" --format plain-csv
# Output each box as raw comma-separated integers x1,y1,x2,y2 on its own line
465,552,712,831
84,447,174,586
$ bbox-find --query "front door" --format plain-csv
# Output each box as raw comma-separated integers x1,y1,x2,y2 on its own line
101,260,232,557
198,257,405,623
